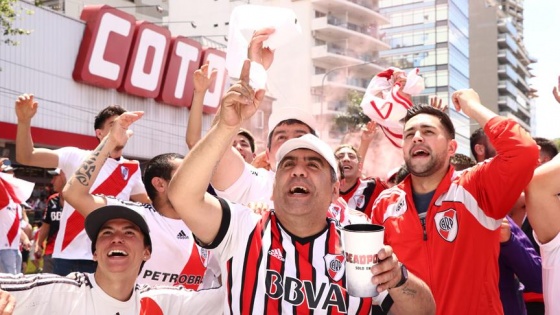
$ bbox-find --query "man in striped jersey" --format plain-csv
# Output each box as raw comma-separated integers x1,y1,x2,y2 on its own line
15,94,149,276
168,60,435,314
0,201,223,314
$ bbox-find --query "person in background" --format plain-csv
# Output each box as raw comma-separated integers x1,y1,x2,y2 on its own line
34,169,66,274
471,127,544,315
15,94,148,275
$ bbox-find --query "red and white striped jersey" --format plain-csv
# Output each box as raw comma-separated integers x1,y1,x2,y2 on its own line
53,147,146,260
205,198,390,315
105,197,220,290
340,178,387,218
0,272,224,315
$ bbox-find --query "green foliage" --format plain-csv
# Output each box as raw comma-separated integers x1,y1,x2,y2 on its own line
1,0,33,46
333,90,371,133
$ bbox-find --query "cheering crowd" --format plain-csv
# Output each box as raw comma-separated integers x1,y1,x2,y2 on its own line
0,28,558,315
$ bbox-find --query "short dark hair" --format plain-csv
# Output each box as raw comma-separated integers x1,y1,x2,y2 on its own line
534,137,558,160
143,153,184,201
334,144,361,161
450,153,476,171
238,128,256,153
94,105,127,130
469,128,487,157
267,119,317,150
404,105,455,139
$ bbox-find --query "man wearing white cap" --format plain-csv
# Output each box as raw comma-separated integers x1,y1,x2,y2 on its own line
168,60,435,314
208,30,317,208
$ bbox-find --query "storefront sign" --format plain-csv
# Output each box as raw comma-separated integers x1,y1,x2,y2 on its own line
73,5,227,113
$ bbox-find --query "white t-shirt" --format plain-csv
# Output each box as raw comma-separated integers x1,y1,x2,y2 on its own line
535,231,560,315
216,163,275,208
0,272,223,315
53,147,146,260
0,201,21,250
203,199,389,314
105,198,220,290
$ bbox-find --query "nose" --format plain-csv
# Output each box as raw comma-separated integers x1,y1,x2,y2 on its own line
412,130,423,143
110,232,125,244
290,163,307,178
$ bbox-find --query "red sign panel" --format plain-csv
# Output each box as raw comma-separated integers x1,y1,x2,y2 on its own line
73,5,228,111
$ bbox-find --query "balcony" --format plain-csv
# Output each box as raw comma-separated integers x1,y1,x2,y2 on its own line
311,73,369,96
312,16,391,52
311,0,389,25
311,44,387,74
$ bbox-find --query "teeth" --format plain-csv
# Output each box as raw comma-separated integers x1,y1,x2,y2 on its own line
108,250,128,257
290,186,309,194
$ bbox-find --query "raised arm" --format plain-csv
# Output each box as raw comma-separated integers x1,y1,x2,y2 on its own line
169,60,265,244
451,89,497,128
526,154,560,244
63,111,144,217
186,63,217,149
357,121,376,164
15,94,59,168
209,28,274,191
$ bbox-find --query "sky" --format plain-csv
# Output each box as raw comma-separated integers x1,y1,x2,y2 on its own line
523,1,560,139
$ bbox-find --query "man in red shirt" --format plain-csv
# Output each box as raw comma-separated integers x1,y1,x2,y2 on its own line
371,89,539,315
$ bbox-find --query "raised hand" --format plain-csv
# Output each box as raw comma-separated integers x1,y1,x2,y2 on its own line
451,89,481,117
430,96,447,112
15,94,38,123
108,111,144,149
360,121,377,143
219,60,265,128
553,75,560,104
248,28,275,70
193,63,218,93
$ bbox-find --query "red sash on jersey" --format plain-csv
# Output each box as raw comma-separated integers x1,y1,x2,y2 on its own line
62,162,139,250
140,297,164,315
174,242,208,290
0,178,22,246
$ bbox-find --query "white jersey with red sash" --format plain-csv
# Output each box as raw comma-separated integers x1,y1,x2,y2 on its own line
105,197,221,290
53,147,146,260
0,173,34,250
0,272,224,315
203,198,391,315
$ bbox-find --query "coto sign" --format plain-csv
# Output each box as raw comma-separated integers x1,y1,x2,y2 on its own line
73,5,227,113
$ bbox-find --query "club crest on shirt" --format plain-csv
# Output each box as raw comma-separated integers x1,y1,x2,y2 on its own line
324,254,345,282
199,247,209,267
353,195,365,209
435,209,458,242
120,166,129,181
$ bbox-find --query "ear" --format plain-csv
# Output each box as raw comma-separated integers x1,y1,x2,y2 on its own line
358,161,364,173
474,143,485,158
143,248,151,261
448,139,458,156
92,250,98,262
95,129,103,141
151,177,166,194
331,180,340,201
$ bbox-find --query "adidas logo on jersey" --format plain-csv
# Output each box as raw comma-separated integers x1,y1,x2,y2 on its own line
177,230,189,240
268,248,285,261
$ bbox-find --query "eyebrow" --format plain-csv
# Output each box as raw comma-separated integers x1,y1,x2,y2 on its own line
404,124,437,134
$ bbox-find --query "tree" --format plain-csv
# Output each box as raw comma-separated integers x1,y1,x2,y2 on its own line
1,0,32,46
333,90,370,134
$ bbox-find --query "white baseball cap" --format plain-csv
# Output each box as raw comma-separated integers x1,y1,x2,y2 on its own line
268,106,317,137
275,134,338,177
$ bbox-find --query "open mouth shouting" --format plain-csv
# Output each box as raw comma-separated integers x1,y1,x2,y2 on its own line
107,250,128,257
289,186,310,195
